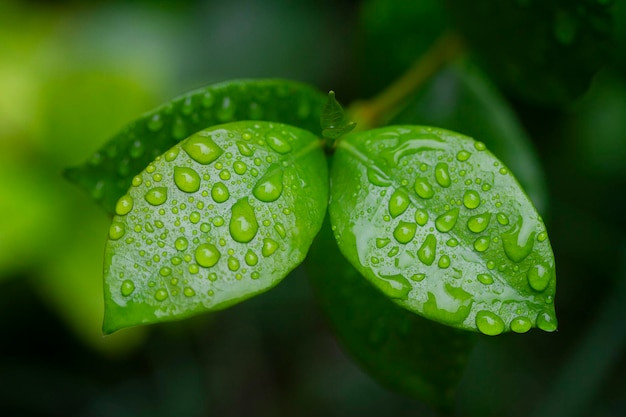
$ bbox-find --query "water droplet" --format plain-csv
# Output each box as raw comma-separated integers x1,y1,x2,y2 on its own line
159,267,172,277
253,166,283,202
456,150,471,162
414,177,434,199
115,195,134,216
174,167,201,193
376,238,390,248
463,190,481,209
121,280,135,296
438,255,451,269
274,223,286,238
228,256,240,271
109,222,125,240
189,212,201,224
165,147,179,162
502,218,535,262
446,238,458,247
374,273,411,299
132,175,142,187
496,213,509,225
415,209,428,226
537,231,548,242
229,198,259,243
245,250,258,266
262,238,279,257
145,187,168,206
417,234,437,266
237,142,254,157
129,141,144,159
266,133,292,154
474,141,486,151
172,117,188,141
474,236,490,252
510,316,532,333
423,285,472,324
388,246,399,257
367,169,391,187
183,133,223,164
393,221,416,244
435,208,460,233
195,243,220,267
155,289,168,302
411,273,426,282
477,274,493,285
527,262,552,292
184,287,196,297
476,311,505,336
219,170,231,180
175,237,188,251
147,114,163,131
213,216,224,227
435,163,451,187
233,161,247,175
388,188,410,218
211,182,230,203
536,311,558,332
467,212,491,233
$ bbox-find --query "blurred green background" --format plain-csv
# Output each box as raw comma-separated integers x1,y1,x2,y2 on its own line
1,0,625,416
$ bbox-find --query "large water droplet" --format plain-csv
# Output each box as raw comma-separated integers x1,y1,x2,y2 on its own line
195,243,220,267
393,221,417,244
415,209,429,226
211,182,230,203
253,166,283,202
527,262,552,292
467,212,491,233
502,218,535,262
474,236,490,252
121,280,135,296
476,311,505,336
463,190,481,209
435,208,460,233
174,167,201,193
262,238,279,257
145,187,168,206
266,133,292,154
536,311,558,332
376,238,390,248
510,316,532,333
115,195,134,216
388,188,410,218
414,177,434,199
109,223,126,240
417,234,437,266
435,163,451,188
182,133,223,164
229,198,259,243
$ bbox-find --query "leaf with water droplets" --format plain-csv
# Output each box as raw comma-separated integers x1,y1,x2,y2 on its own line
308,220,475,411
65,79,328,213
103,121,328,333
329,125,557,335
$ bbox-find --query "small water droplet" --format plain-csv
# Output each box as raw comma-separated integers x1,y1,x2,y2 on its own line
435,208,460,233
154,288,168,301
121,280,135,296
467,212,491,233
262,238,279,257
109,222,125,240
174,167,201,193
228,256,240,271
274,223,286,238
536,311,558,332
165,147,179,162
463,190,481,209
537,231,548,242
195,243,220,267
183,133,223,164
159,266,172,277
474,141,486,151
233,161,247,175
367,169,391,187
213,216,224,227
510,316,532,333
132,175,142,187
477,274,493,285
147,114,163,132
417,234,437,266
129,141,144,159
476,311,505,336
411,273,426,282
415,209,429,226
237,142,254,157
414,177,434,199
388,188,410,218
183,287,196,297
266,133,292,154
446,238,458,247
145,187,168,206
438,255,451,269
502,218,535,262
211,182,230,203
474,236,490,252
245,249,258,266
190,212,201,224
253,166,283,202
115,195,134,216
435,163,451,187
200,223,211,233
456,150,471,162
175,237,188,251
229,198,259,243
393,221,417,244
527,262,552,292
376,238,390,248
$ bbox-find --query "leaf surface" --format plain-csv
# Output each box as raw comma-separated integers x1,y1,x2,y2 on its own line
66,79,327,213
330,125,557,335
103,121,328,333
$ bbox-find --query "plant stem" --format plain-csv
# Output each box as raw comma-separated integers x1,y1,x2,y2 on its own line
349,31,465,130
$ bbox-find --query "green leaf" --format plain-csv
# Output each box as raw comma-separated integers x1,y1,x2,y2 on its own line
103,121,328,333
65,79,328,214
443,0,613,105
329,125,557,335
320,91,356,141
308,220,475,411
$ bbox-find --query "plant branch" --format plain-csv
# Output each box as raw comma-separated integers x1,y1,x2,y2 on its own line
349,31,465,130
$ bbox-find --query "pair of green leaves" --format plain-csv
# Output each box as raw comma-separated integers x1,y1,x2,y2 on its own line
67,78,556,336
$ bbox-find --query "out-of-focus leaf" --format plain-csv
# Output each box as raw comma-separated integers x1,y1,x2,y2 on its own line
103,121,328,333
443,0,613,105
65,79,327,214
330,125,557,334
391,61,548,213
308,220,475,411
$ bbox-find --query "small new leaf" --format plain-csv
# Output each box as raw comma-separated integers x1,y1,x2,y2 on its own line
321,91,356,141
103,121,328,333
